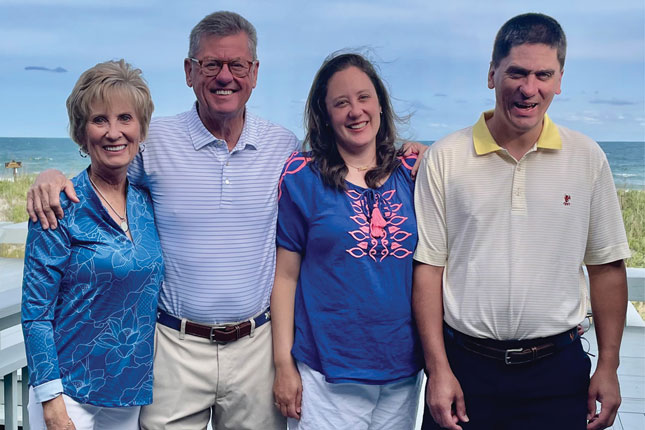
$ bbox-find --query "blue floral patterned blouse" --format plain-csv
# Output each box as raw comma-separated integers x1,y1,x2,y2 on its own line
21,168,164,407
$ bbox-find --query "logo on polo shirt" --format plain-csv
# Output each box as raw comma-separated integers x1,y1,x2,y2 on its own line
563,194,571,206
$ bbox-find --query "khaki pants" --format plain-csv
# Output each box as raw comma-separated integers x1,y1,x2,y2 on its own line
140,320,286,430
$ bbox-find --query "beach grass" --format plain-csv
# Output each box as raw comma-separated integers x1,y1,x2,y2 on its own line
618,189,645,268
0,174,34,223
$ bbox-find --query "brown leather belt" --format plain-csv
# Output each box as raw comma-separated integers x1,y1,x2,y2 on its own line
157,308,270,343
444,324,579,365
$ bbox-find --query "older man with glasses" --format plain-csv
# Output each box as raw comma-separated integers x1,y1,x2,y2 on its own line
27,11,299,430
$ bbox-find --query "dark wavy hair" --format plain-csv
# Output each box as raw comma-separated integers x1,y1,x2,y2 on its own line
304,52,402,190
492,13,567,69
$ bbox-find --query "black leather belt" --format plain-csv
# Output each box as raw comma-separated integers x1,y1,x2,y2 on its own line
444,324,579,365
157,308,270,343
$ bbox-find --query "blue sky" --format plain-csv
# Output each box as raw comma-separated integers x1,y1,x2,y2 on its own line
1,0,643,141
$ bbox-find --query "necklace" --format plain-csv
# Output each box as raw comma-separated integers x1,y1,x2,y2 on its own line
89,175,129,232
346,163,373,171
345,156,377,172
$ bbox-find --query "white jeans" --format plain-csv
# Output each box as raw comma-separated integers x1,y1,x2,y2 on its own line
289,361,422,430
28,389,140,430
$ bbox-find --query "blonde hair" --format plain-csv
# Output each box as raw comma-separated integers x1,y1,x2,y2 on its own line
66,59,154,152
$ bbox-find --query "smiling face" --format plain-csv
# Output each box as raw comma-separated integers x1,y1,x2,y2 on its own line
184,32,258,130
85,93,141,178
488,43,563,139
324,66,381,155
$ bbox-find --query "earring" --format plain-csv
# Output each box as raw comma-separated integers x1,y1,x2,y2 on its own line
138,142,146,153
79,147,88,158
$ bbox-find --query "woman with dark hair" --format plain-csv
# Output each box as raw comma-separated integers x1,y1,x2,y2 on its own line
271,53,424,429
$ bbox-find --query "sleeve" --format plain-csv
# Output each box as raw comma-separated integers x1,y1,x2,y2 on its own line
292,135,303,152
21,216,72,401
276,153,310,254
583,156,631,265
399,153,418,191
413,147,448,266
127,152,149,189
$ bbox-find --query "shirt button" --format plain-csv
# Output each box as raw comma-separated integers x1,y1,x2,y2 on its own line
225,179,230,185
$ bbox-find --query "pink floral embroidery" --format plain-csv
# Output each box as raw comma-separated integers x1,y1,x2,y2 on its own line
278,152,311,200
346,188,413,262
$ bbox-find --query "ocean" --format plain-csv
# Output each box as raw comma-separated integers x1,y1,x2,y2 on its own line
0,137,643,189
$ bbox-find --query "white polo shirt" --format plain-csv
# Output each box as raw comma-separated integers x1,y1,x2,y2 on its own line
414,111,630,340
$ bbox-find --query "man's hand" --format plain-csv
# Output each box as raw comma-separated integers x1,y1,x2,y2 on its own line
401,141,429,179
42,395,76,430
273,361,303,419
587,366,621,429
26,169,78,229
426,369,468,430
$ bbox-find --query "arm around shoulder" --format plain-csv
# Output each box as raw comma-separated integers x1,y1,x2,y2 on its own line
26,169,78,230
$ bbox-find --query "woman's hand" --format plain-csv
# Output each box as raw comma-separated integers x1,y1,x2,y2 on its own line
42,395,76,430
273,361,303,419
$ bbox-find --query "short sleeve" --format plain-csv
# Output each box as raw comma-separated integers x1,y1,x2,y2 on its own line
398,153,417,191
583,157,630,265
413,147,448,266
276,153,310,254
127,152,148,188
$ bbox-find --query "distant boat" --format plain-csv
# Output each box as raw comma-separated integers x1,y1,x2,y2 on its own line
24,66,67,73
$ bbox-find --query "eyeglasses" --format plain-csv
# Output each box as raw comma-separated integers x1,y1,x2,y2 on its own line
188,57,256,78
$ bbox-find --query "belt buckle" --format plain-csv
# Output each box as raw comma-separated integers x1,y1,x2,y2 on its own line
504,348,524,365
209,326,225,344
209,324,241,344
209,325,229,344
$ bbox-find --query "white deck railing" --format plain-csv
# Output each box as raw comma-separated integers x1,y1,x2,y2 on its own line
0,284,28,430
1,222,644,429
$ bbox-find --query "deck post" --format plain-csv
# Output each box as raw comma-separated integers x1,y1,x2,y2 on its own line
22,366,30,430
4,370,18,430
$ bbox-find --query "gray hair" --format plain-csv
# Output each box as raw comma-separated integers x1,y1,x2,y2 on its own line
188,11,258,60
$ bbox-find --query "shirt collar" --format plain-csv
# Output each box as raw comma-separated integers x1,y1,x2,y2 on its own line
473,110,562,155
188,102,259,152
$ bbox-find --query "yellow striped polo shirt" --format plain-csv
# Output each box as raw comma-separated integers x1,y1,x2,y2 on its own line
414,111,630,340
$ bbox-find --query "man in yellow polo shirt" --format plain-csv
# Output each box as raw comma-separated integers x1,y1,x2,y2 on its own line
413,13,630,430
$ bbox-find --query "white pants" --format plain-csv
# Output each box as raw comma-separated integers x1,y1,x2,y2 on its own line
28,389,140,430
289,361,422,430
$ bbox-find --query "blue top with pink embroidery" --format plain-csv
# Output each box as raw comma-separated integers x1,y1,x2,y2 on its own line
277,151,423,384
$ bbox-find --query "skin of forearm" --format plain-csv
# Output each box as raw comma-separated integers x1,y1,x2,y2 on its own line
271,281,296,369
271,248,301,369
42,395,68,427
588,260,627,370
413,262,450,373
